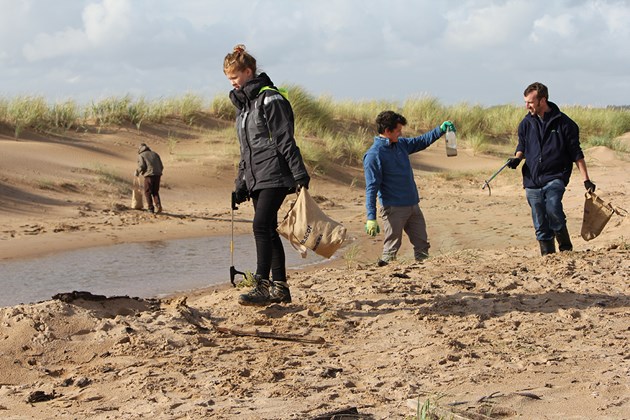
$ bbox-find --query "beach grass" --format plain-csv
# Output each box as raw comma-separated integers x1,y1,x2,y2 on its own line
1,90,629,169
91,164,131,195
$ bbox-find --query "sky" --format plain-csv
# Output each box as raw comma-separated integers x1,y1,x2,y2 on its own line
1,0,629,107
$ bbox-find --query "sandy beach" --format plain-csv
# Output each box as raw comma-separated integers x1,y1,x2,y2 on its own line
0,121,628,419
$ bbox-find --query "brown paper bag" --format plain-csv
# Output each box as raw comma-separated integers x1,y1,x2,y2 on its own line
131,177,144,210
277,188,347,259
581,191,622,241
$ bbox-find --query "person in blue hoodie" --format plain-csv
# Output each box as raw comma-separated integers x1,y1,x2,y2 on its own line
363,110,455,265
506,82,595,256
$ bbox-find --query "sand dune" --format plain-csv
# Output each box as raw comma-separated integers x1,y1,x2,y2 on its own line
0,123,628,418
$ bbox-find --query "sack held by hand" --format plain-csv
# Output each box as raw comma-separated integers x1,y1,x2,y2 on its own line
131,176,144,210
277,188,346,259
581,191,626,241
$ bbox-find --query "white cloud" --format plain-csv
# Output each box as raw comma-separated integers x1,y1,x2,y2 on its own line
531,13,578,43
23,29,89,62
82,0,132,45
444,1,532,49
22,0,132,62
2,0,630,106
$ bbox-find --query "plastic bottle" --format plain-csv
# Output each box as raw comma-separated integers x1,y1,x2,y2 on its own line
445,125,457,157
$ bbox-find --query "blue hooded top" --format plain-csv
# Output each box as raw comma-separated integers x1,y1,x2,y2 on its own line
363,126,442,220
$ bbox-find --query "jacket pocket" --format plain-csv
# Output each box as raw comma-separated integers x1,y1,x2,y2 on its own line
253,152,286,182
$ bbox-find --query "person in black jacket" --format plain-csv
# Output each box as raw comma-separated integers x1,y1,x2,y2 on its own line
507,82,595,255
224,44,310,306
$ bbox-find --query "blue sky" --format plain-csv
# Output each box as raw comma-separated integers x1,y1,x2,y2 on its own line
1,0,628,107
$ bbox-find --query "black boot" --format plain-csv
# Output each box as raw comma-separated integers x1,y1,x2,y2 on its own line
269,281,292,304
539,239,556,256
238,275,271,306
555,226,573,252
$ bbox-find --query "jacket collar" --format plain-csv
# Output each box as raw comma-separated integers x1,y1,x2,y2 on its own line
527,100,561,123
374,135,396,147
229,72,274,110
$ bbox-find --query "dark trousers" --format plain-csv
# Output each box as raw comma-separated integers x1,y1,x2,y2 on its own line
143,175,161,211
251,188,288,281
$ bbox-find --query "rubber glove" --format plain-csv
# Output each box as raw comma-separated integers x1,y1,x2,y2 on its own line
506,157,522,169
365,220,380,236
440,121,456,134
584,180,596,192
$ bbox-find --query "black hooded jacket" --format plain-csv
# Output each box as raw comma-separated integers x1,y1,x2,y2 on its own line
229,72,309,193
516,101,584,189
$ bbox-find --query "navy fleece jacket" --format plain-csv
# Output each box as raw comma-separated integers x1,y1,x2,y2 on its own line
516,101,584,189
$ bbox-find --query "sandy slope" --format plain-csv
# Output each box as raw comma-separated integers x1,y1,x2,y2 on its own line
0,122,629,419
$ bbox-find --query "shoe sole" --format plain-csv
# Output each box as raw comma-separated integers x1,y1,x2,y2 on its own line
269,298,292,304
238,298,271,306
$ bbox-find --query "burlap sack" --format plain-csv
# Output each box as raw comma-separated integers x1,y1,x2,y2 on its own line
277,188,347,259
131,177,144,210
581,191,616,241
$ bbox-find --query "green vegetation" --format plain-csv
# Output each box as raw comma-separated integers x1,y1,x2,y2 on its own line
1,88,629,169
235,271,256,289
0,94,206,136
91,164,132,195
341,243,362,270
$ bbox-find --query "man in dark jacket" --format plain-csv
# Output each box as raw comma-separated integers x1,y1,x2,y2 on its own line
507,82,595,255
135,143,164,214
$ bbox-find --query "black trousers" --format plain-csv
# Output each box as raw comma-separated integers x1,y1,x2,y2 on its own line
143,175,161,210
251,188,288,281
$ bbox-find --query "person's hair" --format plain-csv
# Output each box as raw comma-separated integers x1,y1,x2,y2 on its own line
376,110,407,134
524,82,548,101
223,44,257,74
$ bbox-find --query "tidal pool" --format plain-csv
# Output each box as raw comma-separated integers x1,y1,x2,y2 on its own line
0,235,326,307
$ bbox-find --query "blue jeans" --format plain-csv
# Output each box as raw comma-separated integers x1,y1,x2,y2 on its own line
525,179,567,241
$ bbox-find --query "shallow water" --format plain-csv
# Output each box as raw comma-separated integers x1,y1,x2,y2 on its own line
0,235,325,308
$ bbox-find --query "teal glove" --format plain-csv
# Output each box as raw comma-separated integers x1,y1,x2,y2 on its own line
440,121,456,133
365,220,380,236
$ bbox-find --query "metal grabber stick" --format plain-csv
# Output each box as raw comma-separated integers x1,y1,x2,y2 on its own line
229,193,245,287
482,160,510,196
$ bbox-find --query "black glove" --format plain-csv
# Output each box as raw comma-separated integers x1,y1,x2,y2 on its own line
506,157,522,169
584,180,596,193
295,175,310,192
232,185,249,210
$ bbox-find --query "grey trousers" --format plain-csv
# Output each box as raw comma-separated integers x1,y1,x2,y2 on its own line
380,204,430,261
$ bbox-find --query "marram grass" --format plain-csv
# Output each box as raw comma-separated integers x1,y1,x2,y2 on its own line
1,89,629,171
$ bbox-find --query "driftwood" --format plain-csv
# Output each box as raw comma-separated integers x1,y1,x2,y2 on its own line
173,297,326,345
27,390,58,404
308,406,361,419
214,325,325,344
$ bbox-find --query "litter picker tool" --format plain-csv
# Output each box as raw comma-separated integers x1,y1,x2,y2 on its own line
482,160,510,196
229,193,245,287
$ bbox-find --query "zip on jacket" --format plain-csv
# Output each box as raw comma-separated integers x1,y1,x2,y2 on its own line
229,73,309,193
516,101,583,189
